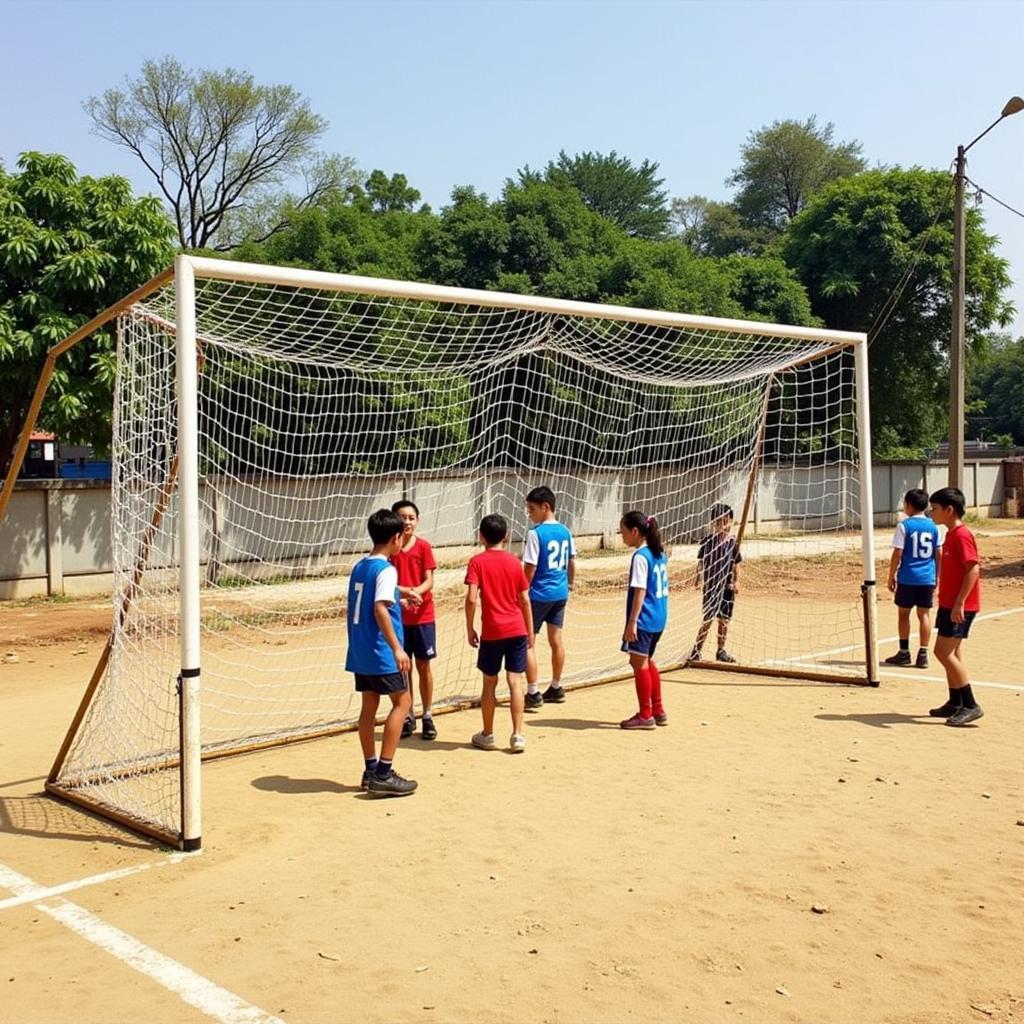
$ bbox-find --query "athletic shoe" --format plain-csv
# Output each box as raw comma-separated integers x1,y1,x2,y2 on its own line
915,650,929,669
401,715,415,739
525,691,544,711
928,700,960,718
360,769,371,790
472,731,497,750
542,685,566,704
421,716,437,741
654,712,669,727
620,713,656,730
716,649,737,664
687,647,702,662
366,770,417,797
509,733,526,753
945,704,984,727
884,650,912,666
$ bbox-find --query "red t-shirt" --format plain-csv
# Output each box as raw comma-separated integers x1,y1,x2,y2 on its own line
390,537,438,625
465,548,530,641
937,524,981,611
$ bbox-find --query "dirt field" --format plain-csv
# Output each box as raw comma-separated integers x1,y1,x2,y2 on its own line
1,529,1022,1024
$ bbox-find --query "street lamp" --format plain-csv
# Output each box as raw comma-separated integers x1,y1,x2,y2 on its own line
949,95,1024,491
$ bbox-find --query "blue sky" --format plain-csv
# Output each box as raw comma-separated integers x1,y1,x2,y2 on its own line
3,0,1023,333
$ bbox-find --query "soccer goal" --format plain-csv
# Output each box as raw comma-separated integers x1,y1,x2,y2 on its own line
0,255,878,849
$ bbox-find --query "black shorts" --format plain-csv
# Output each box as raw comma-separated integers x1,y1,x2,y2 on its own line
621,628,662,657
703,586,735,622
935,607,977,640
894,583,935,609
354,672,406,694
402,623,437,661
477,636,528,676
530,598,567,633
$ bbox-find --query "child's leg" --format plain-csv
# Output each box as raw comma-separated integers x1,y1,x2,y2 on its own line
358,692,381,761
896,606,912,645
649,661,664,717
916,607,932,651
416,658,434,715
934,636,968,689
378,688,411,763
717,617,729,651
547,622,565,685
405,670,416,718
479,675,499,734
507,671,525,735
629,652,653,717
525,646,539,693
693,619,712,652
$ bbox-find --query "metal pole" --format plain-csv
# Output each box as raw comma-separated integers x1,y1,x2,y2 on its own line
175,255,202,852
854,337,880,687
949,144,967,491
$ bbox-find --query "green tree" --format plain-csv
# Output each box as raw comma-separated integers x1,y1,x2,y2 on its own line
348,170,427,214
519,150,670,239
670,195,763,256
0,152,176,471
783,168,1014,454
85,57,358,250
729,117,866,231
967,333,1024,443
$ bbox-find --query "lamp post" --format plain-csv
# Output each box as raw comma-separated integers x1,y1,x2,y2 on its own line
948,95,1024,491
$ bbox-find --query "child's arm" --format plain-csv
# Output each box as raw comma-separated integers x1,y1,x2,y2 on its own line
887,549,901,592
934,544,943,581
731,560,740,593
951,562,979,623
374,601,411,674
624,587,644,642
464,583,480,647
404,568,434,603
518,588,535,648
567,552,575,591
398,585,423,606
523,563,536,586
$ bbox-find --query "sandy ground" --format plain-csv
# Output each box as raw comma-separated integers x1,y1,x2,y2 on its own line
1,531,1022,1024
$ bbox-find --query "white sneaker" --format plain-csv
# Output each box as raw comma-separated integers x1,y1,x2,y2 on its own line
509,733,526,753
472,731,497,750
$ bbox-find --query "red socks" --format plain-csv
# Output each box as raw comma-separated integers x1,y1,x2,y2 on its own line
633,666,653,719
649,662,663,718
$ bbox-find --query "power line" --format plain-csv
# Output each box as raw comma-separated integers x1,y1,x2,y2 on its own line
964,176,1024,220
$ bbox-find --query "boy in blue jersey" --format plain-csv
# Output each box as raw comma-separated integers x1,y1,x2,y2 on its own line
523,486,576,708
884,488,943,669
346,509,417,798
618,511,669,730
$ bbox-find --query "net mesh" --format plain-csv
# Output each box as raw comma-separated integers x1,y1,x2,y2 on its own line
52,274,867,839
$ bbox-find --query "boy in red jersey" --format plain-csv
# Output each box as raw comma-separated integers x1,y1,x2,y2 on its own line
390,500,439,740
465,514,534,753
927,487,983,727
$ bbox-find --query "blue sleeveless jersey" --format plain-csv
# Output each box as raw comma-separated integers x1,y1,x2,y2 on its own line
625,546,668,632
896,515,941,586
345,556,404,674
527,522,574,601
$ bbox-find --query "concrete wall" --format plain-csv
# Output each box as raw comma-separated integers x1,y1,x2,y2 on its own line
1,459,1015,598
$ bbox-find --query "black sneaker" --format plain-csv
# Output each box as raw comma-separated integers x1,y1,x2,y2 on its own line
360,769,371,790
401,715,415,739
525,691,544,711
945,704,984,727
915,650,929,669
928,700,960,718
542,685,565,704
367,769,418,797
715,649,737,664
421,716,437,741
884,650,912,666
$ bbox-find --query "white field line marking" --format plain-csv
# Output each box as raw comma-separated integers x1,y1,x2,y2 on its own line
0,860,284,1024
0,855,188,912
876,671,1024,692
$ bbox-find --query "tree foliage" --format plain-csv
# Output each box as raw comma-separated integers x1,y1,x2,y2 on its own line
783,168,1013,454
968,333,1024,444
729,116,866,231
671,195,765,256
0,152,176,470
85,57,358,250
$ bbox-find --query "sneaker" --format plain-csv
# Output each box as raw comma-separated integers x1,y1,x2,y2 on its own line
509,733,526,753
525,691,544,711
928,700,960,718
401,715,415,739
687,647,702,662
884,650,912,666
946,704,984,727
472,731,497,750
715,649,737,664
654,711,669,727
542,685,566,704
366,769,417,797
421,716,437,741
915,650,929,669
360,769,371,790
620,713,656,730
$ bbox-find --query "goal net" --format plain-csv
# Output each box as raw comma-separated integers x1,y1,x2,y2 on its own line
45,257,877,848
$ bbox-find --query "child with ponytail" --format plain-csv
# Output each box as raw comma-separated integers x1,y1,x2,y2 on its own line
618,511,669,730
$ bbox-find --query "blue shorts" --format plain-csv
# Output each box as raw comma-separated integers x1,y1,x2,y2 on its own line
530,598,567,633
403,623,437,661
477,636,528,676
621,628,663,657
354,672,406,695
935,607,977,640
703,586,734,622
894,583,934,609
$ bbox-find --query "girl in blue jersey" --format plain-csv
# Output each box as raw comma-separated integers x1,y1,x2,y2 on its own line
618,511,669,730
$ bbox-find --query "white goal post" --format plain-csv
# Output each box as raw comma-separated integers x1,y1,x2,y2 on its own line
0,254,878,850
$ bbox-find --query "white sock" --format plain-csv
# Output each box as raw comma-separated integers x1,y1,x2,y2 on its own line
527,682,540,695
